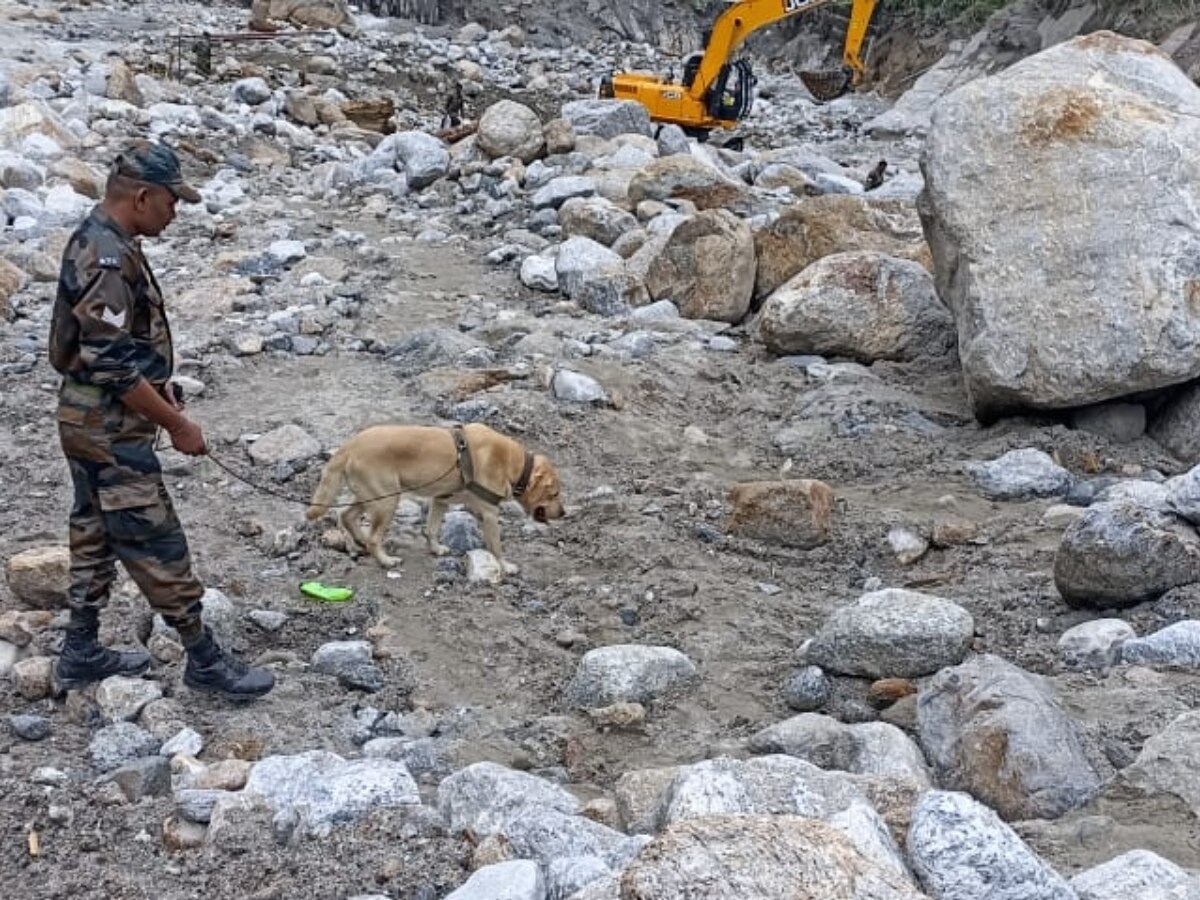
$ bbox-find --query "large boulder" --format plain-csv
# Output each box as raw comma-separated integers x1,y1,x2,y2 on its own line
908,791,1077,900
920,32,1200,418
373,131,450,189
643,209,755,323
620,814,924,900
1070,850,1197,900
757,251,954,362
806,589,974,679
559,196,638,247
918,654,1101,820
1120,710,1200,819
251,0,352,30
627,155,746,209
478,100,544,163
560,99,652,139
753,196,930,301
1054,501,1200,608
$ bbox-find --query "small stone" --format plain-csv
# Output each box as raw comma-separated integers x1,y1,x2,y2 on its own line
969,449,1072,501
567,645,697,707
887,527,928,565
162,815,207,851
1058,619,1136,671
232,77,272,106
106,756,171,801
248,424,321,467
90,722,161,772
783,666,830,712
1121,620,1200,667
161,727,204,758
5,546,70,610
8,713,51,741
587,702,646,730
466,549,504,584
33,767,68,786
311,640,372,675
440,510,485,553
247,609,288,632
867,678,917,708
96,675,162,722
147,632,183,664
552,370,608,405
12,656,54,700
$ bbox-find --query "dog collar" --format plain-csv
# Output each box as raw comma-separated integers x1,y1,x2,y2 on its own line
451,426,532,506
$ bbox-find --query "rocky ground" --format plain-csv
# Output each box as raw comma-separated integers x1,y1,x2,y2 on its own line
5,1,1200,898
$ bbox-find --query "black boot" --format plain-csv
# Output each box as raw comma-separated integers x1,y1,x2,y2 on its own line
54,609,151,691
183,628,274,701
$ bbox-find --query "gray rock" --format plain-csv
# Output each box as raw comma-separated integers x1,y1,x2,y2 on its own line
566,645,697,707
8,713,50,741
0,640,23,679
806,589,974,678
500,808,644,870
160,727,204,757
532,175,596,210
1071,402,1146,444
375,131,450,189
1122,711,1200,819
655,124,690,157
1121,621,1200,667
1058,619,1136,671
446,861,545,900
363,736,451,780
559,196,638,247
5,545,69,610
106,755,170,801
95,675,162,722
920,33,1200,417
89,722,161,772
267,239,306,265
244,751,420,837
311,640,372,675
630,300,680,323
520,254,559,292
1150,384,1200,464
560,99,652,139
386,327,481,375
1054,502,1200,608
908,790,1076,900
478,100,544,163
554,235,624,298
1070,850,1195,900
969,449,1072,500
1166,465,1200,525
247,609,288,632
232,77,272,105
918,654,1100,820
552,370,608,405
545,857,611,900
176,787,234,824
0,156,43,190
621,814,924,900
437,761,580,835
573,270,648,316
440,509,485,552
748,714,931,786
248,424,321,466
783,665,831,711
758,251,953,362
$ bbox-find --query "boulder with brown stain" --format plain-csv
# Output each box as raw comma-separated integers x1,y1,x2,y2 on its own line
727,480,835,550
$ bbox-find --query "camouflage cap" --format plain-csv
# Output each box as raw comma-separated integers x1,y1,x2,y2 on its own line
112,141,201,203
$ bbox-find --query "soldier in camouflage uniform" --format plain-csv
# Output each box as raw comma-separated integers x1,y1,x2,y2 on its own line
49,142,273,701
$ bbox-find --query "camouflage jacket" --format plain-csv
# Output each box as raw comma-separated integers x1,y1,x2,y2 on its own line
49,206,173,395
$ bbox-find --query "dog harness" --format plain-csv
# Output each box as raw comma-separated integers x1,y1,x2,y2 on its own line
450,426,534,506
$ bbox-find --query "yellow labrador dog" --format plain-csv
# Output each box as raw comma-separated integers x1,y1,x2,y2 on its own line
307,423,564,573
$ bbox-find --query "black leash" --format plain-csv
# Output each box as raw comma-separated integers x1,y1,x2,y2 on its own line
156,433,458,510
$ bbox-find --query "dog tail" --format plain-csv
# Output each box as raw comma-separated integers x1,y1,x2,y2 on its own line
306,449,348,521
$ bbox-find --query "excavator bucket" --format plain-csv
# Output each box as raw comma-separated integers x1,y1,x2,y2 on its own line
798,68,852,103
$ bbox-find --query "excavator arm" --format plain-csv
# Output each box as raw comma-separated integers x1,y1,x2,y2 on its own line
691,0,878,102
604,0,880,131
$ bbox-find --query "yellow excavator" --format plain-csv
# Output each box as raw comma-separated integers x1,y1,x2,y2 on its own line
599,0,879,135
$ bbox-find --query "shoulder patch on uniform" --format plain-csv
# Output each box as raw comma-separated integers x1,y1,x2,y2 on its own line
98,256,121,269
100,306,127,328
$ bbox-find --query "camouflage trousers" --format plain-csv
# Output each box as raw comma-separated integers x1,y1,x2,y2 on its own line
57,380,204,643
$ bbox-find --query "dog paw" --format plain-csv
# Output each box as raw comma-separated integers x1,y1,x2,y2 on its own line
377,554,404,569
